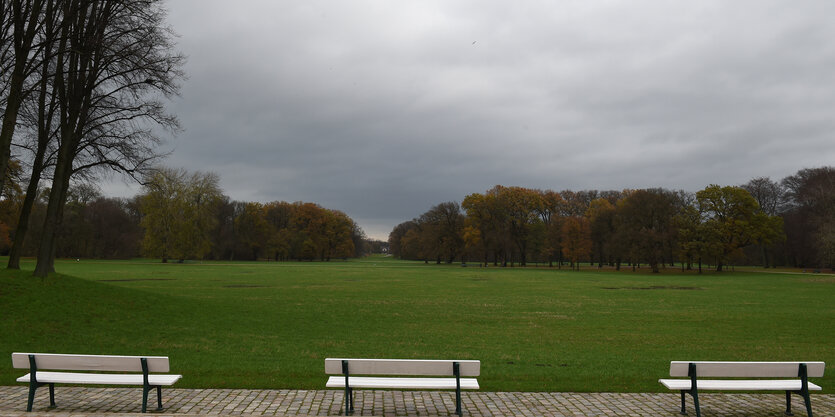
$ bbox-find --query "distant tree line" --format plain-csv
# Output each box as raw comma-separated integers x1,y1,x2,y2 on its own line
389,167,835,272
139,167,370,262
0,166,378,262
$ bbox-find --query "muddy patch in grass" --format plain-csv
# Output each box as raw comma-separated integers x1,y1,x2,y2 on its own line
601,285,703,290
99,278,175,282
223,284,267,288
800,276,835,283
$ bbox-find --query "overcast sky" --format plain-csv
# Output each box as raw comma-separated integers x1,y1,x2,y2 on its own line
101,0,835,240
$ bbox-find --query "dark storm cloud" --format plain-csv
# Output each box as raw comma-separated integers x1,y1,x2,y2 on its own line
128,0,835,239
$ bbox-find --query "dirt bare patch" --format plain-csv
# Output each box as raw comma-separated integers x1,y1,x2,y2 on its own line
601,285,702,290
98,278,175,282
799,276,835,283
223,284,267,288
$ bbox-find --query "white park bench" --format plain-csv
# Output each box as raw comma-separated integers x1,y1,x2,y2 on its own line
12,352,182,413
325,358,480,416
659,361,825,417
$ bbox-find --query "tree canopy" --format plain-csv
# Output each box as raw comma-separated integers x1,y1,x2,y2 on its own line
388,170,833,272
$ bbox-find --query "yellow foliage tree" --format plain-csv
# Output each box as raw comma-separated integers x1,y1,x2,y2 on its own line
140,167,222,262
561,217,592,271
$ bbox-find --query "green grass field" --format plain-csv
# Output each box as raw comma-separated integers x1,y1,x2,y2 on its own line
1,256,832,393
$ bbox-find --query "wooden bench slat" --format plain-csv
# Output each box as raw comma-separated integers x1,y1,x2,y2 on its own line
325,358,480,376
669,361,825,378
12,353,170,373
659,378,823,391
16,372,182,386
326,376,479,390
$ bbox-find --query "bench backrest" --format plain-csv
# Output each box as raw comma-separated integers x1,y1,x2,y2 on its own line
325,358,480,377
670,361,825,378
12,353,170,373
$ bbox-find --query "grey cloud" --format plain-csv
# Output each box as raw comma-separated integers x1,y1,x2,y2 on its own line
132,0,835,239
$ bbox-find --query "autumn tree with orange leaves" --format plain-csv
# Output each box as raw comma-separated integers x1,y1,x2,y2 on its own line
560,217,592,270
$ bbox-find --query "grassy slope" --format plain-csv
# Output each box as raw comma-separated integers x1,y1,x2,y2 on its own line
1,256,832,392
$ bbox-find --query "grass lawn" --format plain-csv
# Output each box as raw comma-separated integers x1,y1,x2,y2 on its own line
1,256,832,393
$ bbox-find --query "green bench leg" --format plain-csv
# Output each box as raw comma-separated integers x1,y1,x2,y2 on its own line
687,363,701,417
140,357,165,413
678,389,701,416
141,385,164,413
454,361,462,416
26,382,36,412
455,388,462,416
341,360,354,415
26,354,41,412
802,390,813,417
343,386,354,415
798,362,813,417
691,388,701,417
787,389,814,417
25,382,53,411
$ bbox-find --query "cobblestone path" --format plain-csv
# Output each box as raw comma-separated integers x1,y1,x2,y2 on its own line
0,386,832,416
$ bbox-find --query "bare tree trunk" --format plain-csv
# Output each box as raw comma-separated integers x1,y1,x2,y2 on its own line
0,0,46,197
762,245,770,268
8,12,56,269
33,139,72,276
7,153,44,269
0,71,25,196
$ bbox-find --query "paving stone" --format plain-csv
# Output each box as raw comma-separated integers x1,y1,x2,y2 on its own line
0,386,832,416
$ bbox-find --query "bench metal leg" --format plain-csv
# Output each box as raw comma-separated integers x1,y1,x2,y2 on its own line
344,386,349,415
679,388,702,417
142,385,149,413
156,386,163,411
686,363,701,417
802,391,813,417
454,361,462,416
26,382,37,412
343,386,354,415
24,382,55,411
797,362,814,417
785,391,793,415
691,389,701,417
342,360,354,415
